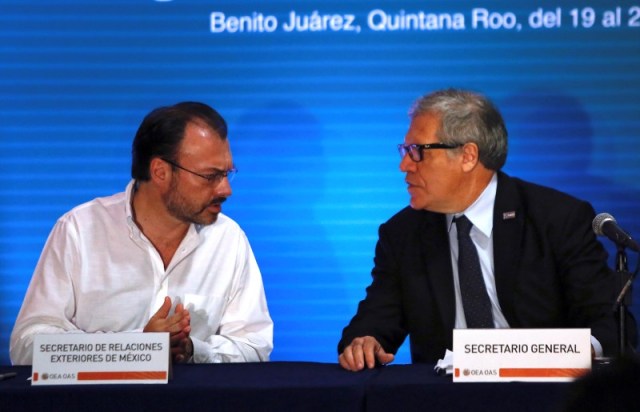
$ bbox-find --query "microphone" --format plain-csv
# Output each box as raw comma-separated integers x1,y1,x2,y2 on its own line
592,213,640,252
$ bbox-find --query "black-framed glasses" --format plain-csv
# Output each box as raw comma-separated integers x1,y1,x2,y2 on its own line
397,143,463,162
161,158,237,184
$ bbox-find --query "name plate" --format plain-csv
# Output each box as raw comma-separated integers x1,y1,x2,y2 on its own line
32,333,169,385
453,328,591,382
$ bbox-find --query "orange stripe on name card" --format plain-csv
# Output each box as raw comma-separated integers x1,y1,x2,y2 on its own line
499,368,589,378
77,371,167,381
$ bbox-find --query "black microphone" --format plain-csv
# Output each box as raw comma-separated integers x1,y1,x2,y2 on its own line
592,213,640,252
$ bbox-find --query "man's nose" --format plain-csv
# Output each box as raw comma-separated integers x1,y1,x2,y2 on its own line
399,152,416,173
215,176,232,197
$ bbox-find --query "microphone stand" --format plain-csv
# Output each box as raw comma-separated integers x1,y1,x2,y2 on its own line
613,246,634,356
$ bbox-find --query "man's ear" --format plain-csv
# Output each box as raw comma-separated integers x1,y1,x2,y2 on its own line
150,157,172,186
460,142,480,172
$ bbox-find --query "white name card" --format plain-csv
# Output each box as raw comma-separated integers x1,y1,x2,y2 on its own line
32,333,169,385
453,328,591,382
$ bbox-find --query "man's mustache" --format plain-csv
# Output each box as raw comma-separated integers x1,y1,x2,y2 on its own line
210,197,227,206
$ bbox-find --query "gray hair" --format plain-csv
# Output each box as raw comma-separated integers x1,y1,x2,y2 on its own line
409,89,508,171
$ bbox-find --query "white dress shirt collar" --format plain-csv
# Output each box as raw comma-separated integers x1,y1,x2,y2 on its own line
447,173,498,236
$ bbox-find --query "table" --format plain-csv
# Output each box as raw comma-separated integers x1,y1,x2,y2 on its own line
365,363,571,412
0,362,577,411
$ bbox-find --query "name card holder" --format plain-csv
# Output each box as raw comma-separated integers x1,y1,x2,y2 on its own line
32,333,170,385
453,328,591,382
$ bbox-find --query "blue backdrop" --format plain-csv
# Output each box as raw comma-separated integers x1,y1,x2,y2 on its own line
1,0,639,365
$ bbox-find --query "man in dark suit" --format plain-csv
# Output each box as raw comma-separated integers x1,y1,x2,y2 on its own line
338,88,626,371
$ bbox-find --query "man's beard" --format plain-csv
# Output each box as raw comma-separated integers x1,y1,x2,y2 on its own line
163,178,226,226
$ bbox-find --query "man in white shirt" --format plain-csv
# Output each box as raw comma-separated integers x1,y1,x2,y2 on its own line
10,102,273,365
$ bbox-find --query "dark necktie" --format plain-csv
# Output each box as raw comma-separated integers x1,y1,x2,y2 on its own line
455,215,494,328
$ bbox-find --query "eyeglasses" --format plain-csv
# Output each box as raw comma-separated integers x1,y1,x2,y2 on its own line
397,143,462,162
161,158,237,184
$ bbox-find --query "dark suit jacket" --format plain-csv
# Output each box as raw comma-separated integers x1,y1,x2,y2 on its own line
339,172,626,363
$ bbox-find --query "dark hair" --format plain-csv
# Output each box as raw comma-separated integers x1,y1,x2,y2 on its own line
131,102,228,181
410,89,508,171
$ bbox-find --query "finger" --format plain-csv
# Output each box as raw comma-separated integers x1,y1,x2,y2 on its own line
351,340,366,371
143,297,173,332
362,339,379,369
165,319,189,334
338,353,349,370
339,346,358,371
169,325,191,344
170,331,189,346
173,345,186,363
375,347,395,366
180,309,191,328
165,310,190,332
171,338,192,364
175,303,184,314
171,343,186,356
152,297,172,321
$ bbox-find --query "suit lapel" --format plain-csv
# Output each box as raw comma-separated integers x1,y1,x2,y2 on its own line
492,172,525,325
419,212,456,331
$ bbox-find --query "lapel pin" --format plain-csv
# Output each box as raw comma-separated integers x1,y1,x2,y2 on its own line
502,211,516,220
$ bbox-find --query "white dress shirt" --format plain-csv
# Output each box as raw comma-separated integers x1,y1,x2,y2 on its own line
447,173,509,329
10,180,273,365
446,173,602,356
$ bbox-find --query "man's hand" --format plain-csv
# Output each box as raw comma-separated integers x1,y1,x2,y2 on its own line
144,297,192,362
338,336,395,371
173,337,193,364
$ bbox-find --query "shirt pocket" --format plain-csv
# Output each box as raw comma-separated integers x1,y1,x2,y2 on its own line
183,293,227,338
